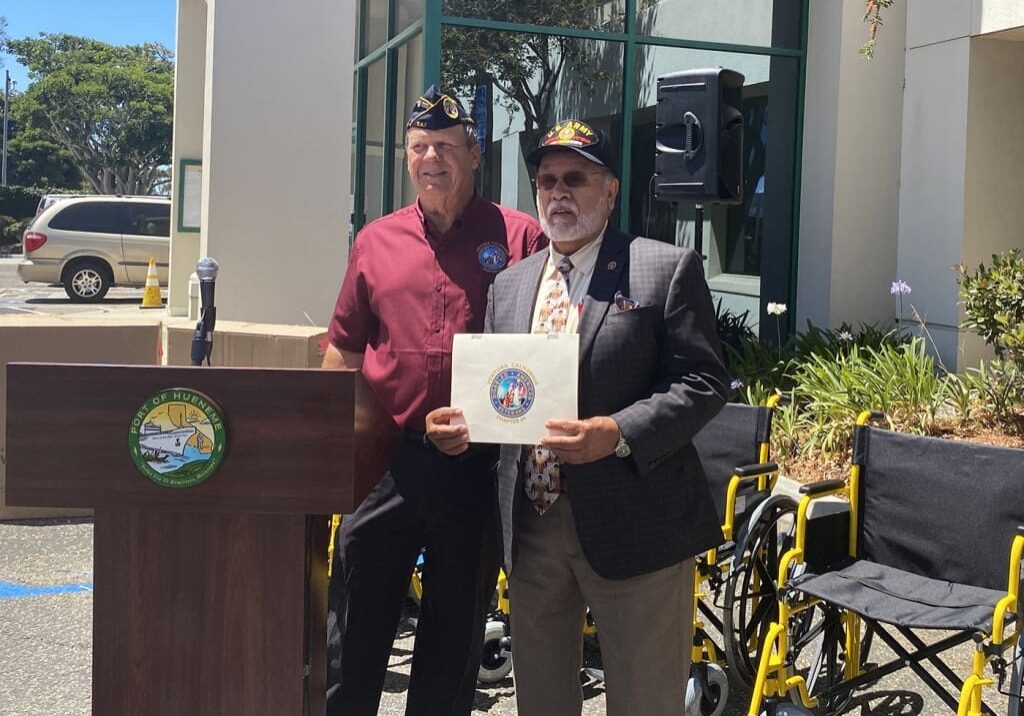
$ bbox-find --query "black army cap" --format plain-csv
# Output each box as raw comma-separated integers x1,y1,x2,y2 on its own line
526,119,616,177
406,85,475,130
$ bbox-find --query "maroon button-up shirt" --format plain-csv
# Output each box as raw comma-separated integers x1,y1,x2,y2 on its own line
328,194,546,431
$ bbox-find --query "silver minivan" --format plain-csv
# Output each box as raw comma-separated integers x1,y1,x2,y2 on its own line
17,196,171,302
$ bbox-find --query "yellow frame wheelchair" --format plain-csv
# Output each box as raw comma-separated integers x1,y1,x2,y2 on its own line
748,411,1024,716
572,397,799,716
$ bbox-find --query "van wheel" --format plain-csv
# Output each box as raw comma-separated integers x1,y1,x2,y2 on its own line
64,260,111,302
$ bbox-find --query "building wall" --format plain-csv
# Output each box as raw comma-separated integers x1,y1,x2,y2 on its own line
167,0,208,317
196,0,354,326
797,0,906,332
960,36,1024,366
973,0,1024,36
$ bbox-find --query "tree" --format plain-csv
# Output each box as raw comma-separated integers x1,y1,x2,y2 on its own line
1,91,81,189
441,0,625,159
6,34,173,195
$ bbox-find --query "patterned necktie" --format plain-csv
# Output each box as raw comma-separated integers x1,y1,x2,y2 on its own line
524,256,574,514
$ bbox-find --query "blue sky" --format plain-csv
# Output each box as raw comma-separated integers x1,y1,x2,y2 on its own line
2,0,176,91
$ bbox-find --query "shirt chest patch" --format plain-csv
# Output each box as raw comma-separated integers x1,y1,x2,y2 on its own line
476,242,509,273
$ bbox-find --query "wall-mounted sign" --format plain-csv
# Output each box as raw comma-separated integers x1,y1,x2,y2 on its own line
178,159,203,233
129,388,226,488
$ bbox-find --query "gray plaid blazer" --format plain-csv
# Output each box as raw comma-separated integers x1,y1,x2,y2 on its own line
485,227,728,580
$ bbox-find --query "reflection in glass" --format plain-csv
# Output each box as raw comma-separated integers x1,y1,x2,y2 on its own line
629,45,798,293
364,58,387,225
442,28,623,213
396,0,424,37
363,0,388,56
394,35,425,209
442,0,626,33
636,0,801,49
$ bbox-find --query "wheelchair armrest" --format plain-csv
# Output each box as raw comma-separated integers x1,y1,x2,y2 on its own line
734,462,779,478
800,479,846,496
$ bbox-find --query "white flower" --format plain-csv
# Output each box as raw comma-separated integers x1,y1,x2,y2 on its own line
766,302,788,316
838,330,854,342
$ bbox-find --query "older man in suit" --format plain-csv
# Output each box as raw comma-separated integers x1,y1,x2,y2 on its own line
426,119,728,716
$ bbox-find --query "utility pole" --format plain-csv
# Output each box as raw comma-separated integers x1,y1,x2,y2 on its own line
1,70,9,186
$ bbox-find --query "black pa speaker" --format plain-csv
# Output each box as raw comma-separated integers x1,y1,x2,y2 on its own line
654,68,745,204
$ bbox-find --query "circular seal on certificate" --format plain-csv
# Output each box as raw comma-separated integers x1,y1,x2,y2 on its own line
489,368,536,419
128,388,226,488
477,242,509,273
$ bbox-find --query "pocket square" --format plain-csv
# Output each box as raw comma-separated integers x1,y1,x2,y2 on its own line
613,290,641,312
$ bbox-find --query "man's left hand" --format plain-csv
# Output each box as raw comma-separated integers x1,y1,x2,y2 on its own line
541,416,620,464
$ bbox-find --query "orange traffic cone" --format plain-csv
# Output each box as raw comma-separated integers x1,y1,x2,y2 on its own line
139,256,163,309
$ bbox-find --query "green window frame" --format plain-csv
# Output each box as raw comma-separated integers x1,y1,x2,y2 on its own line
351,0,808,332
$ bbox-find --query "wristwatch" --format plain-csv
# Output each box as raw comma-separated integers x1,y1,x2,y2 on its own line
614,431,632,458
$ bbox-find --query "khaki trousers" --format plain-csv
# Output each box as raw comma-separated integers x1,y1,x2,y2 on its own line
508,494,695,716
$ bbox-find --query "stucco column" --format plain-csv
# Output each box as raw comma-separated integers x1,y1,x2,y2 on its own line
197,0,354,326
796,0,906,332
167,0,208,317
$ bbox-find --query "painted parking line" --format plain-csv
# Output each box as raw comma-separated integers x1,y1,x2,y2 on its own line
0,580,93,599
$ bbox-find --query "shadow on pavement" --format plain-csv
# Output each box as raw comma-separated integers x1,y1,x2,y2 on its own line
25,297,142,305
844,690,925,716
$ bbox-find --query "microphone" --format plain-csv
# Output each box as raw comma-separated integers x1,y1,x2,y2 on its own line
191,257,220,366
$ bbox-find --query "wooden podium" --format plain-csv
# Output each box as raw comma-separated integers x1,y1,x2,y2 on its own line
5,363,398,716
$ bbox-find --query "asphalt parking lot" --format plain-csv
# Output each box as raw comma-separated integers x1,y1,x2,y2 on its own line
0,258,153,317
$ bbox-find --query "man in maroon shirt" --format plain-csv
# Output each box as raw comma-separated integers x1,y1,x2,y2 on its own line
323,86,545,716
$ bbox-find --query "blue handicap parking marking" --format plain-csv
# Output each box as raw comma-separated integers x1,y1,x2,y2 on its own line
0,580,93,599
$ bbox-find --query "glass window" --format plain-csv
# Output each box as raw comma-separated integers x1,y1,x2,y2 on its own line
125,203,171,237
363,0,388,55
393,34,424,209
48,202,124,234
364,57,388,224
637,0,802,49
628,46,799,326
396,0,424,37
443,0,626,33
442,29,623,213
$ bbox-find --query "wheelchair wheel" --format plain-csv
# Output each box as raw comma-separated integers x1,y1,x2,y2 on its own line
478,620,512,683
1008,631,1024,716
722,498,797,686
685,662,729,716
786,604,856,715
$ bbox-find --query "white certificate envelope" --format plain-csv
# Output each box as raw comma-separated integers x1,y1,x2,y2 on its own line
451,333,579,445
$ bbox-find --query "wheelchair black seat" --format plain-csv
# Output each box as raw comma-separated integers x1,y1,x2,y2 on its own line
790,558,1009,631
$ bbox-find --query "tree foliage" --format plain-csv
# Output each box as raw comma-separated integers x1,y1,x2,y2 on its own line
2,91,81,189
441,0,621,157
6,34,173,195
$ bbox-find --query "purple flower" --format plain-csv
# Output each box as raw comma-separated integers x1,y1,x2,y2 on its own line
890,280,912,296
730,379,744,391
838,330,854,342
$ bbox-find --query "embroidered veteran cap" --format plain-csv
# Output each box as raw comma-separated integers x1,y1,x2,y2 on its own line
526,119,616,176
406,85,475,130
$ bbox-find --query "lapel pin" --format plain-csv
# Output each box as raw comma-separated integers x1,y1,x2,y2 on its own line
607,261,617,270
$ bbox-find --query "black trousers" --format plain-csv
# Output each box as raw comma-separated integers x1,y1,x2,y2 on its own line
327,438,500,716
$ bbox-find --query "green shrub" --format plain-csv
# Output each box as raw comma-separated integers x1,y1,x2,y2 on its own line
791,338,944,456
957,249,1024,368
0,185,43,220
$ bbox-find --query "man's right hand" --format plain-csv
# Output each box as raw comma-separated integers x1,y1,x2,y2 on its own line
425,407,470,456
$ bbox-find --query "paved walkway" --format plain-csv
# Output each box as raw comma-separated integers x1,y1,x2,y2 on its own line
0,513,1005,716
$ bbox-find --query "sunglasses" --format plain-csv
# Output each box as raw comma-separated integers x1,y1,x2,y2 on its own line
534,170,605,191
